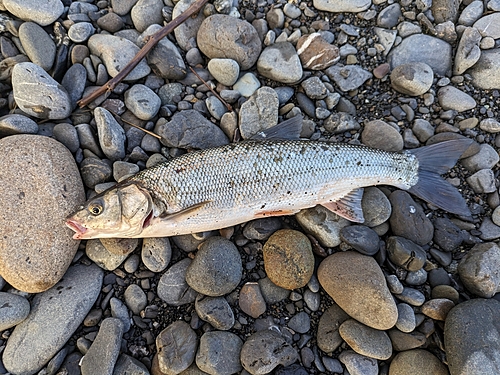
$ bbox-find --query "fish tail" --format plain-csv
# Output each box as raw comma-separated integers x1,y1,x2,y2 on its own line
407,139,473,217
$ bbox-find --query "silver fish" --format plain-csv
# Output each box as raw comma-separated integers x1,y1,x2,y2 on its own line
66,118,472,239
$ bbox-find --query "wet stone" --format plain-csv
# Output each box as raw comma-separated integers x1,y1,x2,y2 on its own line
195,295,234,330
340,225,380,255
339,319,392,360
158,258,198,306
156,321,197,374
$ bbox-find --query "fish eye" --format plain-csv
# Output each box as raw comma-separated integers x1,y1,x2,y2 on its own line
88,203,103,216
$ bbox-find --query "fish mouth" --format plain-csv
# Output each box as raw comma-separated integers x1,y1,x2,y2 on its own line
65,219,88,240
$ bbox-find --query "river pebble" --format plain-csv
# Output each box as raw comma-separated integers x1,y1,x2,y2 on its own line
157,258,197,306
390,62,433,96
296,33,340,70
257,42,303,84
239,86,279,139
155,320,197,374
0,114,38,136
296,205,350,247
361,119,403,151
3,0,64,26
124,84,161,121
0,292,30,330
195,295,234,330
197,331,243,374
389,349,449,375
239,282,267,319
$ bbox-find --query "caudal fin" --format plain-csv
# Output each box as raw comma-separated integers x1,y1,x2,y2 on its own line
407,139,473,217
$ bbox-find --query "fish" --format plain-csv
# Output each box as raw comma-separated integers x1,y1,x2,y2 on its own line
66,117,473,240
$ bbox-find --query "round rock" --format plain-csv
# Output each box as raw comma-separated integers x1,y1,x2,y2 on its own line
197,14,261,70
468,49,500,90
0,135,84,292
195,295,234,330
156,321,197,375
361,187,392,227
361,120,403,151
3,0,64,26
196,331,243,375
339,319,392,360
18,22,56,72
390,62,433,96
257,42,303,84
437,86,476,112
389,349,449,375
263,229,314,290
239,282,267,319
340,225,380,255
186,236,242,296
124,84,161,120
318,251,398,330
157,258,198,306
312,0,371,12
207,58,240,86
0,292,30,331
142,237,172,273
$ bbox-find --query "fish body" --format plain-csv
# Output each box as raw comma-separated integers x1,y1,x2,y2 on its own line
66,133,472,240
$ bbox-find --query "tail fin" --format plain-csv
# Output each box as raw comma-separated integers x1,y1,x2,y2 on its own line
407,139,473,217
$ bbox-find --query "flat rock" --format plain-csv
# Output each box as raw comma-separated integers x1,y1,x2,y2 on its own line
239,86,279,139
157,258,198,306
0,114,38,136
0,292,30,331
18,22,56,71
3,0,64,26
156,321,197,374
87,34,151,81
445,299,500,375
257,42,303,84
0,135,84,292
437,86,476,112
389,349,449,375
197,14,261,70
474,13,500,39
313,0,371,12
196,331,243,374
3,264,103,375
12,62,72,120
339,319,392,360
317,304,350,353
325,64,373,92
388,34,452,77
195,295,234,330
318,251,398,330
141,237,172,273
468,48,500,90
390,62,433,96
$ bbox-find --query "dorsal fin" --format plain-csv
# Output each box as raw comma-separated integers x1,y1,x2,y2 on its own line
321,188,365,223
250,116,303,141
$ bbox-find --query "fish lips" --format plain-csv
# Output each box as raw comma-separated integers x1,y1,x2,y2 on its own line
65,218,89,239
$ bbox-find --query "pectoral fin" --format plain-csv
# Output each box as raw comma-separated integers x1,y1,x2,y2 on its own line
160,201,212,221
321,188,365,223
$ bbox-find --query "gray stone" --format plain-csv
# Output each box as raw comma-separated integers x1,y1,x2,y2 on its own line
88,34,151,81
258,277,289,304
198,15,261,70
113,161,140,182
238,87,279,139
233,72,261,97
313,0,371,12
208,58,240,86
469,49,500,90
361,187,392,227
361,119,403,151
338,351,378,375
196,331,243,374
241,330,299,375
110,297,131,333
131,0,163,32
340,225,380,255
156,321,197,374
155,110,229,149
388,34,452,77
124,84,161,121
68,22,95,43
474,14,500,39
433,217,465,252
386,236,426,271
288,311,311,334
0,292,30,331
389,349,449,375
18,22,56,71
437,86,476,112
301,77,327,100
0,114,38,136
62,63,87,110
172,0,206,51
458,242,500,298
206,95,227,120
124,284,147,315
317,304,350,353
257,42,303,84
81,318,124,375
377,3,402,28
142,237,172,273
79,158,113,189
454,27,481,75
396,303,416,333
12,62,72,120
195,295,234,330
86,239,128,271
323,112,360,134
325,64,373,92
113,354,150,375
0,135,84,292
461,143,499,173
339,319,392,360
374,27,397,56
3,264,103,375
3,0,64,26
186,236,242,296
458,0,484,26
390,62,433,96
318,251,398,330
94,107,126,161
157,258,198,306
467,169,497,194
395,287,426,306
480,118,500,133
412,119,434,142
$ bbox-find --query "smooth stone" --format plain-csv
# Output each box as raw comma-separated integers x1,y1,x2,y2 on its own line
156,321,197,374
18,22,56,71
113,161,139,182
87,34,151,80
233,72,261,97
68,22,95,43
124,84,161,121
239,282,267,319
207,58,240,86
445,299,500,375
196,331,243,374
138,24,187,80
86,239,128,271
395,287,426,306
361,119,403,151
288,311,311,334
461,143,499,173
437,86,476,112
3,0,64,26
325,64,373,92
317,304,350,353
433,217,465,251
257,42,303,84
154,110,229,149
389,349,449,375
197,15,261,70
318,251,398,330
361,187,392,227
474,13,500,39
389,190,434,246
61,63,87,109
296,33,340,70
467,169,496,194
186,236,242,296
3,264,103,375
432,0,460,23
374,27,397,57
468,49,500,90
458,0,484,25
480,118,500,133
258,277,289,304
96,12,125,33
195,295,234,330
377,3,402,28
457,242,500,298
110,297,131,333
0,114,38,136
0,292,30,330
131,0,163,32
454,27,481,75
142,237,172,273
338,351,378,375
313,0,371,12
12,62,72,120
240,330,299,375
339,319,392,360
100,238,139,256
388,34,452,77
421,298,455,321
296,205,350,248
124,284,147,315
157,258,198,306
172,0,206,51
386,236,426,271
79,158,113,189
114,354,150,375
390,62,433,96
94,107,126,161
263,229,314,290
388,329,427,351
243,218,282,241
0,135,84,292
340,225,380,255
395,303,416,332
238,86,279,139
81,318,124,375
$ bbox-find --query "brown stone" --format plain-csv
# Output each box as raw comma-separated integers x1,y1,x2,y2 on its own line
239,282,266,319
0,135,84,292
297,33,340,70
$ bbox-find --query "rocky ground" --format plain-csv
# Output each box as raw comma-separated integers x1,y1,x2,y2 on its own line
0,0,500,374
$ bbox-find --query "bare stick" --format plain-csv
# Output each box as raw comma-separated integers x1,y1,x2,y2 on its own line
189,66,233,111
78,0,210,108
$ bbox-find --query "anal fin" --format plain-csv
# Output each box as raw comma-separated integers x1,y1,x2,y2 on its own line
321,188,365,223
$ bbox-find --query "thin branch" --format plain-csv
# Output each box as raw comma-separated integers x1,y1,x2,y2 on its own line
78,0,210,108
189,66,233,111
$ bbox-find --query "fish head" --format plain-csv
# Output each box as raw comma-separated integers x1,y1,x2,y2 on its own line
66,182,153,239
